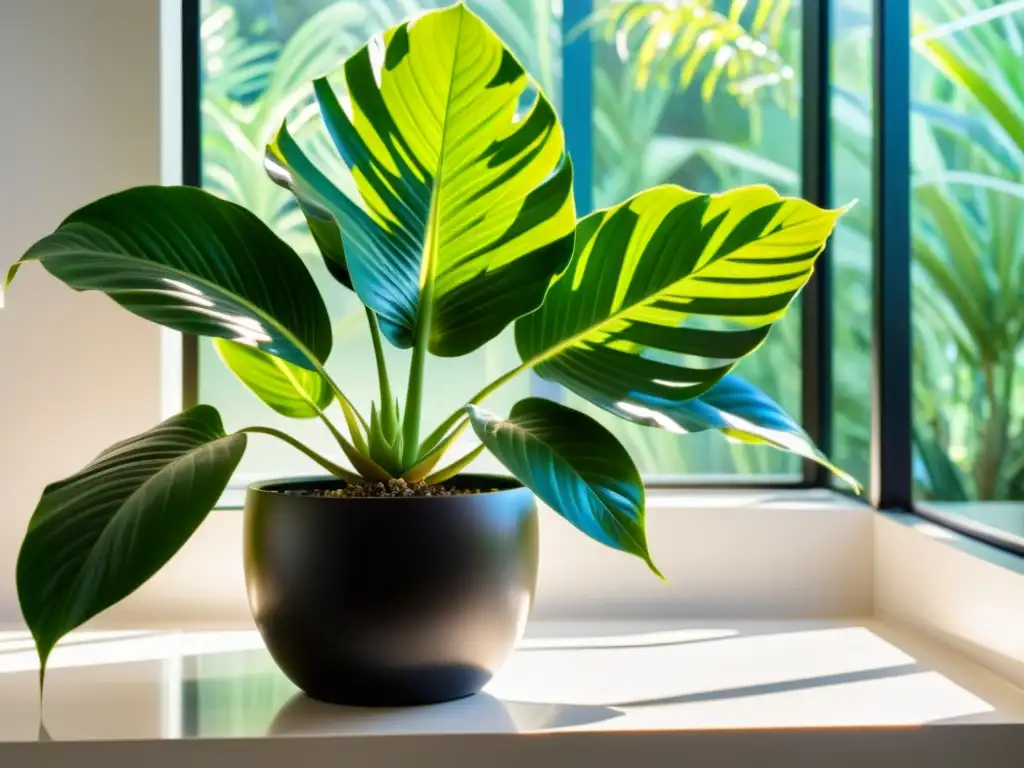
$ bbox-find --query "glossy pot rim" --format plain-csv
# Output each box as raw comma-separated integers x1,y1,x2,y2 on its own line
246,473,531,506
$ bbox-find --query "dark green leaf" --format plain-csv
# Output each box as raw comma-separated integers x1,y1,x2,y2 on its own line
468,397,660,575
5,186,331,370
16,406,246,687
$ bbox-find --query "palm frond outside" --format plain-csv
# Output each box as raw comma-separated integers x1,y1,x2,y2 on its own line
588,0,795,105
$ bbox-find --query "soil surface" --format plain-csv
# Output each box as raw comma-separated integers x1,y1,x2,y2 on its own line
287,478,498,498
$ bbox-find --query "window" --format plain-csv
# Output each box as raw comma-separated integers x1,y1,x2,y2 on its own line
188,0,1022,551
830,0,873,491
909,0,1024,543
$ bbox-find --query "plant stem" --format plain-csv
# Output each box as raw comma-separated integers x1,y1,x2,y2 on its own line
402,283,434,466
317,406,393,482
402,341,427,465
423,299,651,453
270,355,368,454
338,398,370,454
418,417,469,462
317,409,352,455
303,358,368,450
402,417,471,482
366,307,394,411
419,360,532,455
238,426,361,483
424,444,486,484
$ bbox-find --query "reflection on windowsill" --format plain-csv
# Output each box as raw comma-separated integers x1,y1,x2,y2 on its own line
919,502,1024,541
0,623,1007,742
268,692,623,737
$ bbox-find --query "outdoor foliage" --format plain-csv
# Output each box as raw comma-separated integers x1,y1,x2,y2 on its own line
603,0,1024,499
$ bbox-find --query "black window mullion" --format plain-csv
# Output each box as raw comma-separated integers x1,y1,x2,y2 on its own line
182,0,200,408
801,0,833,487
871,0,913,509
530,0,596,403
560,0,594,216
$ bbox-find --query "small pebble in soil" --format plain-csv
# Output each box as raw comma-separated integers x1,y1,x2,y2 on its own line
294,478,498,498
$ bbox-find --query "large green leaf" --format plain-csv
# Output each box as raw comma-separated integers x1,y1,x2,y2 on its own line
214,339,333,419
265,2,576,357
516,184,845,420
660,374,859,491
467,397,660,575
4,186,331,371
16,406,246,685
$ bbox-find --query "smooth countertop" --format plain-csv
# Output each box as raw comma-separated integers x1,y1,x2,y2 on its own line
2,619,1023,766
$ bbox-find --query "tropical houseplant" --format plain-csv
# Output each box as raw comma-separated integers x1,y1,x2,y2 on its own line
5,2,853,705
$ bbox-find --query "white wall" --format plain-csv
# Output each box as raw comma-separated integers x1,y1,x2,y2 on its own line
0,0,164,622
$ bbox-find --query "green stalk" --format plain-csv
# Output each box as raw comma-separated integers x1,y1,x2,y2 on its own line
402,341,427,465
423,444,486,485
270,355,368,455
298,355,368,452
337,397,369,454
238,426,361,482
402,417,470,482
401,8,462,465
419,360,532,456
422,296,660,455
402,287,433,465
366,308,397,429
314,400,392,481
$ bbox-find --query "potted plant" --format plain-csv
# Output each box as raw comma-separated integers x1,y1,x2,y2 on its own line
3,2,855,706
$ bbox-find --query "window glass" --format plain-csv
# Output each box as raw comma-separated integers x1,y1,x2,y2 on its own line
911,0,1024,509
830,0,874,489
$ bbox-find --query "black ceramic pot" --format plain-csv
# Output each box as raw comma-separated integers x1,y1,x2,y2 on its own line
243,474,539,707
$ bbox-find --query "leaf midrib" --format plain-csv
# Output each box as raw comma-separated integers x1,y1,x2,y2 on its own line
413,5,465,347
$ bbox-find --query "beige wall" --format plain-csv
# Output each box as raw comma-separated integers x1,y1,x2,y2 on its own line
0,0,164,623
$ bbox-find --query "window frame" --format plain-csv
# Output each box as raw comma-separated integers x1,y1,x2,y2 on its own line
179,0,1023,556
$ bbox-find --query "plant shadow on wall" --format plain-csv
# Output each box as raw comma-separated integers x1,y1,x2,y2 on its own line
3,2,853,701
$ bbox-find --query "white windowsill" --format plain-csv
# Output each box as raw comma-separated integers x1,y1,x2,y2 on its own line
4,490,1024,766
1,618,1023,766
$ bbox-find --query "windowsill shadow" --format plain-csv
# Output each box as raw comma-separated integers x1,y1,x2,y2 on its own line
605,663,923,708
